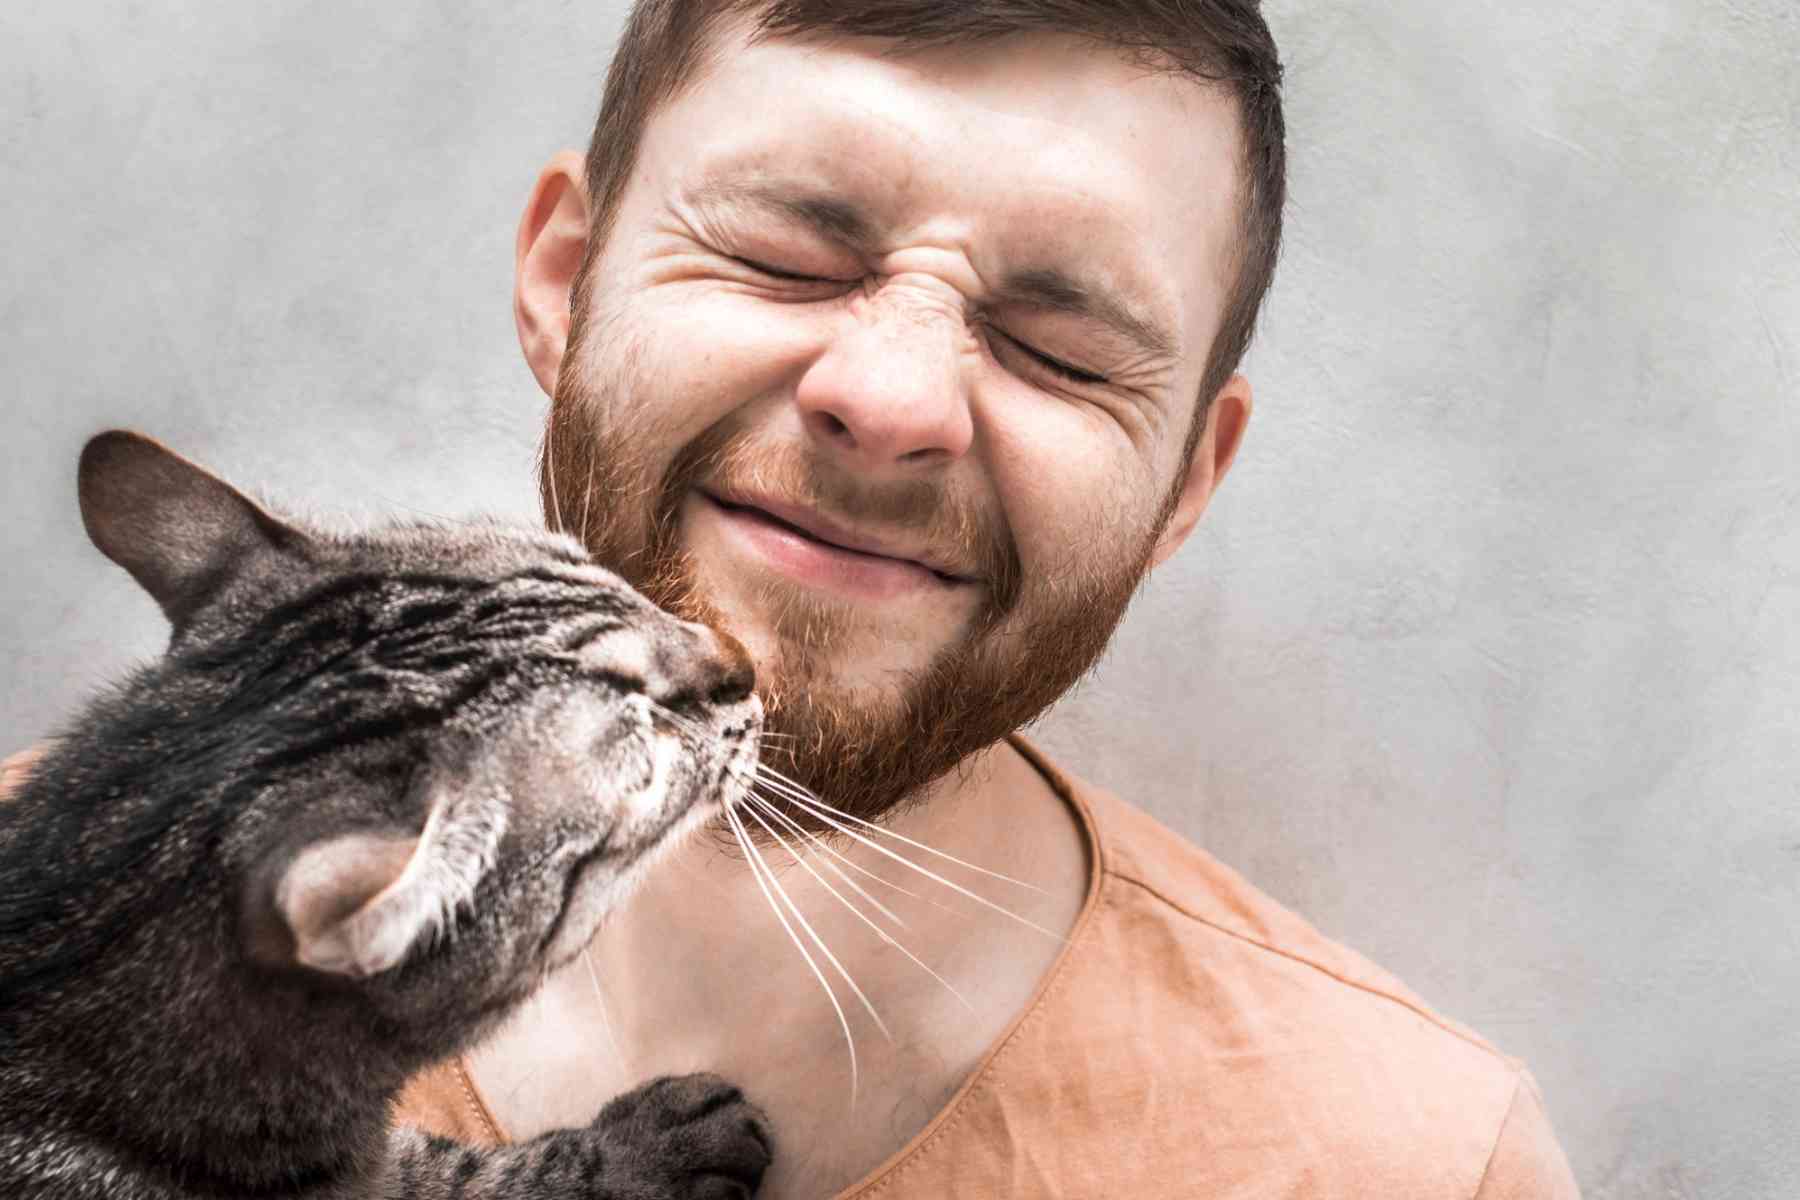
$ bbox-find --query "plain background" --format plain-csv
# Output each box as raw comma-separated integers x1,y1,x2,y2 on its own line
3,3,1795,1195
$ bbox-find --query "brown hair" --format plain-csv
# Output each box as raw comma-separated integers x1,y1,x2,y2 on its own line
578,0,1285,458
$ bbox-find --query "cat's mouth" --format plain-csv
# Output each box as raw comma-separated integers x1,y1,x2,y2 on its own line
535,838,616,960
534,779,737,970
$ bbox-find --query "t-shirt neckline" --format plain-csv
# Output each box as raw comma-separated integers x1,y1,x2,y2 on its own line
453,734,1108,1197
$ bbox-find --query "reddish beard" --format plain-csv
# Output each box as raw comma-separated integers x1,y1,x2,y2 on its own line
541,348,1160,832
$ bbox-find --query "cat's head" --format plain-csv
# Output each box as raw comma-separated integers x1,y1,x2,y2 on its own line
75,430,761,1022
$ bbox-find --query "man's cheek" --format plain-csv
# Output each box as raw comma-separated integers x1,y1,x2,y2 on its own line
633,285,837,406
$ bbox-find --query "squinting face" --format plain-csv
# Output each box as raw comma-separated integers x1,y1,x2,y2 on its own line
544,26,1246,820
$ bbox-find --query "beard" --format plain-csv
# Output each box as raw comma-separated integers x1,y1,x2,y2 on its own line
540,299,1164,833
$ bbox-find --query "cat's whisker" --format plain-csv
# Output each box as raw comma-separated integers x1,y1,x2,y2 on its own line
724,804,861,1105
744,784,966,918
731,809,890,1044
734,806,899,1040
645,700,1055,946
647,701,780,750
581,947,626,1072
544,404,565,535
745,793,908,930
760,788,1066,943
744,797,975,1015
722,762,1041,932
749,762,1048,895
645,702,703,733
735,770,997,925
576,453,596,550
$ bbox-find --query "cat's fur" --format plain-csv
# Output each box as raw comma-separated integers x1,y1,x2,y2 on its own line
0,432,772,1199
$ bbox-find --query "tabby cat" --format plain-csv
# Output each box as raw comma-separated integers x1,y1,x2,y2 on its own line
0,431,772,1199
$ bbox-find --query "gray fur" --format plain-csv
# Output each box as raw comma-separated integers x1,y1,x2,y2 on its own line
0,432,771,1198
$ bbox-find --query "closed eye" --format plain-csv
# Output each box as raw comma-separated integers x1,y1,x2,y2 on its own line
986,325,1111,386
729,254,855,285
732,253,1110,386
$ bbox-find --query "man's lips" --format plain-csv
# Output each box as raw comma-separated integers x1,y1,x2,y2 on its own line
697,490,976,589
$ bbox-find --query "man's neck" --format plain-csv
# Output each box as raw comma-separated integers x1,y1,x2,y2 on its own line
466,737,1091,1200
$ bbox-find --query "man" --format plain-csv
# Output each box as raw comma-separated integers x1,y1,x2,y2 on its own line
5,2,1581,1196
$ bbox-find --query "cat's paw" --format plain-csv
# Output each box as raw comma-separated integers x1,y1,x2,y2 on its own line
593,1072,773,1199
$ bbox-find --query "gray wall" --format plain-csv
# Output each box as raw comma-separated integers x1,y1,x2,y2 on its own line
3,4,1794,1195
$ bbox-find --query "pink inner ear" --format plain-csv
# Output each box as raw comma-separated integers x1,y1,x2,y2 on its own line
276,831,422,974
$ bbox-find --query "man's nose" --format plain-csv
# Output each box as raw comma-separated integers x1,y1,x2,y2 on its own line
794,280,975,474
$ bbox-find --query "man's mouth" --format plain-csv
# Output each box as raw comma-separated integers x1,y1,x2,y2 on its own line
695,490,974,596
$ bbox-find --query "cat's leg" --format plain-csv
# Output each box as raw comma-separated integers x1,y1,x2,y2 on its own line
384,1073,771,1200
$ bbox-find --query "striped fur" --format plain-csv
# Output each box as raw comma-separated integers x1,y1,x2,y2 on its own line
0,433,770,1198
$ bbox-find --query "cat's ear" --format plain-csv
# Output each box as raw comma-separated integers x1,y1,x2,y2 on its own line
251,828,440,978
78,430,299,628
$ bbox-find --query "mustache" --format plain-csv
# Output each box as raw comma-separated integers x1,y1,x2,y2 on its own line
655,420,1023,616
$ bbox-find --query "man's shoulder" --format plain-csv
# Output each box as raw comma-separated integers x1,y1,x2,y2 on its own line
1089,778,1489,1028
993,741,1579,1196
1072,763,1508,1065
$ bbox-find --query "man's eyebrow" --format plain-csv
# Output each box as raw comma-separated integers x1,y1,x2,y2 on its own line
689,180,1177,360
687,180,877,248
994,267,1177,361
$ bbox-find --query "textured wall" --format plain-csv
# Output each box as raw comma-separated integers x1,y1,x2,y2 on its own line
3,3,1795,1194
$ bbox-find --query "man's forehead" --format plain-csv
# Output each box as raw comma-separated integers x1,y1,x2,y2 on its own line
651,30,1242,362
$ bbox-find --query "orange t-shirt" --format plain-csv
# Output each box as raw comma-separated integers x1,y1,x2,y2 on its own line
2,740,1577,1196
394,739,1580,1198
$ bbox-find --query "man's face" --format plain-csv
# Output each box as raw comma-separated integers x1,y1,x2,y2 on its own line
543,26,1246,818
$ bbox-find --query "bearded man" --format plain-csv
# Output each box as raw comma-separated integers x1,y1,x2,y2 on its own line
0,1,1581,1196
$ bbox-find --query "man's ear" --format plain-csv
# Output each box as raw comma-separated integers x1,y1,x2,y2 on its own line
1150,374,1253,569
78,431,300,629
514,150,593,397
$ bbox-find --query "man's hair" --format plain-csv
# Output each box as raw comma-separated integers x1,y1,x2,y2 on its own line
579,0,1285,460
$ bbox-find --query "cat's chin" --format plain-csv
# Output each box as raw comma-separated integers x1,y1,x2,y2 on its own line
538,789,729,971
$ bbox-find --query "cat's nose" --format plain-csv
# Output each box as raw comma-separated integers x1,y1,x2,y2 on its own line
653,621,756,709
708,627,757,704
